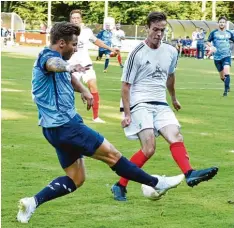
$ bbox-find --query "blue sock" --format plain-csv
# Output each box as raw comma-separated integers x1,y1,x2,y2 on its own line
104,59,109,70
34,176,77,207
224,75,230,92
111,156,158,188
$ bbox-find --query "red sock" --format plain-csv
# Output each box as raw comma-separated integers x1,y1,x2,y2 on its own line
170,142,193,174
117,54,122,65
91,92,99,119
119,149,149,187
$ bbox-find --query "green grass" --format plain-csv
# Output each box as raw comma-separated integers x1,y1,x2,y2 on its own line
1,52,234,228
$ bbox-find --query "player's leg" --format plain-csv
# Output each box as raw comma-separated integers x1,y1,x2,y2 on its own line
112,129,154,200
157,106,218,187
92,138,184,199
96,49,103,61
84,69,105,123
214,59,228,96
223,57,231,95
103,51,110,72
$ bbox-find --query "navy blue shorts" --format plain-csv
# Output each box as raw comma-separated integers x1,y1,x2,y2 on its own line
214,56,231,72
98,49,111,58
42,114,104,169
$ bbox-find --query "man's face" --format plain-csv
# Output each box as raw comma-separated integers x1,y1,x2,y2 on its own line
62,34,78,60
116,23,121,30
105,23,111,30
219,19,226,30
70,13,82,26
147,20,167,46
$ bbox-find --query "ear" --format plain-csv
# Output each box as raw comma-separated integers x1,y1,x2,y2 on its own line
58,39,67,48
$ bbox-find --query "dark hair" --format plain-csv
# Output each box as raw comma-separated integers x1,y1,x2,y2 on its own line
147,12,167,27
50,21,80,44
186,36,190,38
218,16,227,22
70,9,82,18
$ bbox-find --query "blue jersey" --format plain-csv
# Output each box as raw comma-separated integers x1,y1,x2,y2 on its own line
32,47,76,128
197,32,205,45
96,30,112,51
208,29,234,60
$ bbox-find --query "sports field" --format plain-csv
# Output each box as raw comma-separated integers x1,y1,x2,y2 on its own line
1,51,234,228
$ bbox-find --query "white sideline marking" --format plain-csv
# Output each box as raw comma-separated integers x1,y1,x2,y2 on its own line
229,150,234,153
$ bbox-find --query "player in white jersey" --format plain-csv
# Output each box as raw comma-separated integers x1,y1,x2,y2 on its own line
69,10,118,123
111,11,218,201
111,22,125,68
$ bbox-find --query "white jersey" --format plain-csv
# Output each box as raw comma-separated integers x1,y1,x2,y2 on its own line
68,26,97,66
121,41,178,108
112,29,125,47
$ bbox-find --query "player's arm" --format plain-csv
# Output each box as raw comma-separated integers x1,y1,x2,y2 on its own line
94,39,117,53
90,30,117,53
46,57,89,73
167,49,181,111
71,74,93,110
121,50,140,127
167,73,181,111
121,82,131,118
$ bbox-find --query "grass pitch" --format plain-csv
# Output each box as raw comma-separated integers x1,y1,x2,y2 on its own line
1,51,234,228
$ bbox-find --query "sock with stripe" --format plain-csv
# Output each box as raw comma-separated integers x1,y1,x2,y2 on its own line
34,176,77,207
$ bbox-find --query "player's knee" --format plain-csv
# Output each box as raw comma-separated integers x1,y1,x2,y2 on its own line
170,132,183,144
142,145,155,158
68,174,86,188
107,144,122,165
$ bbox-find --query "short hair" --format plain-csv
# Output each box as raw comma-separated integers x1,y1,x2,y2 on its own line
70,9,82,18
50,21,80,45
146,12,167,27
218,16,227,22
186,36,190,38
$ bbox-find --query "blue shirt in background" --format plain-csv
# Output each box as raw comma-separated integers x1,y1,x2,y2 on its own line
32,47,76,128
208,29,234,60
96,30,112,51
183,39,192,46
197,31,205,45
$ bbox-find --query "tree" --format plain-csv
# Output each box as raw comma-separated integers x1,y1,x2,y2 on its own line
12,1,47,30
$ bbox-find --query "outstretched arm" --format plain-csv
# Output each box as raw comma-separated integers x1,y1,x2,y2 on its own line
46,57,89,73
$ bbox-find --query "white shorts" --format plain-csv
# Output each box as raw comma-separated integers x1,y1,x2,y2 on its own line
112,45,122,51
123,103,180,140
72,67,96,84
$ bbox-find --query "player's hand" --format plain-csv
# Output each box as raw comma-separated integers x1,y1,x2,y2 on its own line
81,91,93,110
69,64,90,73
121,115,131,128
172,99,181,111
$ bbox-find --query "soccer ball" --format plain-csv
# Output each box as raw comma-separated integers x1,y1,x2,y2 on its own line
141,184,162,201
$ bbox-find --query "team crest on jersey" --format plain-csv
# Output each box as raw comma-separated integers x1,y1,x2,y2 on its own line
152,64,163,78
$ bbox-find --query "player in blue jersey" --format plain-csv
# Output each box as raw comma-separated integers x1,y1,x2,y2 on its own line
96,23,113,72
16,21,185,223
207,16,234,96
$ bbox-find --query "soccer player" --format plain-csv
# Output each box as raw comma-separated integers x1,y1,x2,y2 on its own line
16,21,184,223
207,16,234,96
111,22,125,68
96,23,113,73
111,12,218,201
69,10,117,123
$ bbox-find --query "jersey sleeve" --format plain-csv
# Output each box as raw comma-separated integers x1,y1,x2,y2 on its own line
228,30,234,42
88,28,97,43
207,30,215,42
121,50,140,84
96,30,103,39
36,49,61,74
168,48,178,74
121,30,125,38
